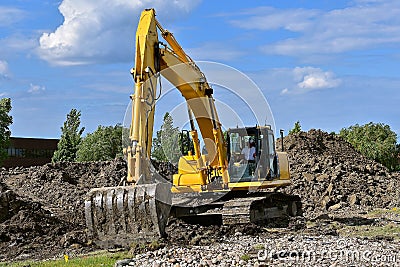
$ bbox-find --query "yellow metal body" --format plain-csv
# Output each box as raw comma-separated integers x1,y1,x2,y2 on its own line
127,9,228,187
277,152,291,180
126,9,159,183
128,8,291,193
171,152,291,193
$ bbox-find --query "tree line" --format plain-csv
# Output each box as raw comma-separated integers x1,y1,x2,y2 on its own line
52,109,123,162
1,98,399,172
52,109,179,163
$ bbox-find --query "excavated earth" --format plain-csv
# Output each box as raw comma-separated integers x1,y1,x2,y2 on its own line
0,129,399,264
278,129,400,217
0,160,127,261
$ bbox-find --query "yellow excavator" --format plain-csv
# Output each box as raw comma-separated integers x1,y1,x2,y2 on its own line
85,9,301,247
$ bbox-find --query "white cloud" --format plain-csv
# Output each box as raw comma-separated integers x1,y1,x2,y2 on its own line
294,67,341,90
252,67,341,95
38,0,201,65
280,88,289,95
0,60,9,78
0,7,25,26
28,83,46,94
230,1,400,57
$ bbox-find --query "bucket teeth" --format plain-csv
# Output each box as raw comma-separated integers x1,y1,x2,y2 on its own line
85,183,171,248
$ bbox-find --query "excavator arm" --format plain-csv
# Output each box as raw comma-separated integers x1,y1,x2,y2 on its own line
126,9,159,184
127,9,229,187
85,8,229,247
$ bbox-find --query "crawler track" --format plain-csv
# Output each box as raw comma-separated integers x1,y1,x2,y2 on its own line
172,192,302,226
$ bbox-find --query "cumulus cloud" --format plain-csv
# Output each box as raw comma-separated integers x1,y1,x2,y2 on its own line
294,67,341,89
28,83,46,94
38,0,201,65
279,67,341,94
230,0,400,57
0,60,10,78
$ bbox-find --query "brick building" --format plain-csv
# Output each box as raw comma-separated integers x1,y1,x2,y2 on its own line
2,137,59,168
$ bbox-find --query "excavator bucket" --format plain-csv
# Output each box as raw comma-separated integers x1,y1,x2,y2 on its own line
84,183,171,248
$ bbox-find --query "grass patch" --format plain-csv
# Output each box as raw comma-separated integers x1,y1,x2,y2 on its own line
338,223,400,240
240,254,250,262
366,207,400,218
253,243,265,250
129,239,164,254
0,250,131,267
305,220,318,229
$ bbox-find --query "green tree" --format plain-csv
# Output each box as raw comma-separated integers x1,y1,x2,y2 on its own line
77,124,123,161
289,121,302,135
52,109,85,162
152,127,166,161
151,112,180,163
179,130,194,156
0,98,12,165
339,122,399,171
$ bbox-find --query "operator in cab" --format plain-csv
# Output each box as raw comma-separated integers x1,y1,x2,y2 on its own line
241,141,256,162
240,141,256,177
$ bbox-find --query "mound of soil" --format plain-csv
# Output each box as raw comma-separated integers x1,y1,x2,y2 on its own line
278,129,400,217
0,159,126,261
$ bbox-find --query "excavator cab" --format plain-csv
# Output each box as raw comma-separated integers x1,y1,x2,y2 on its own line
227,126,278,182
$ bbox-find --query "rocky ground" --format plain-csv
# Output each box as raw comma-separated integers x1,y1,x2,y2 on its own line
279,129,400,217
0,129,399,266
118,231,400,266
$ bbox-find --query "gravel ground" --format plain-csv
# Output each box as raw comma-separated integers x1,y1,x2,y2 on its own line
116,210,400,267
116,232,400,267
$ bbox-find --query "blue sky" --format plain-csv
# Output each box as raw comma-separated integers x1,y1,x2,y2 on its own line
1,0,399,139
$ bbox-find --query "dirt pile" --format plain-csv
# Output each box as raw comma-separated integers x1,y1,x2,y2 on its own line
1,129,399,262
279,129,400,217
0,184,76,261
151,160,177,182
0,159,126,261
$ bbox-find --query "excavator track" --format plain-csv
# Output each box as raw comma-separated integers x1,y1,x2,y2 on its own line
173,192,302,226
220,192,302,225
